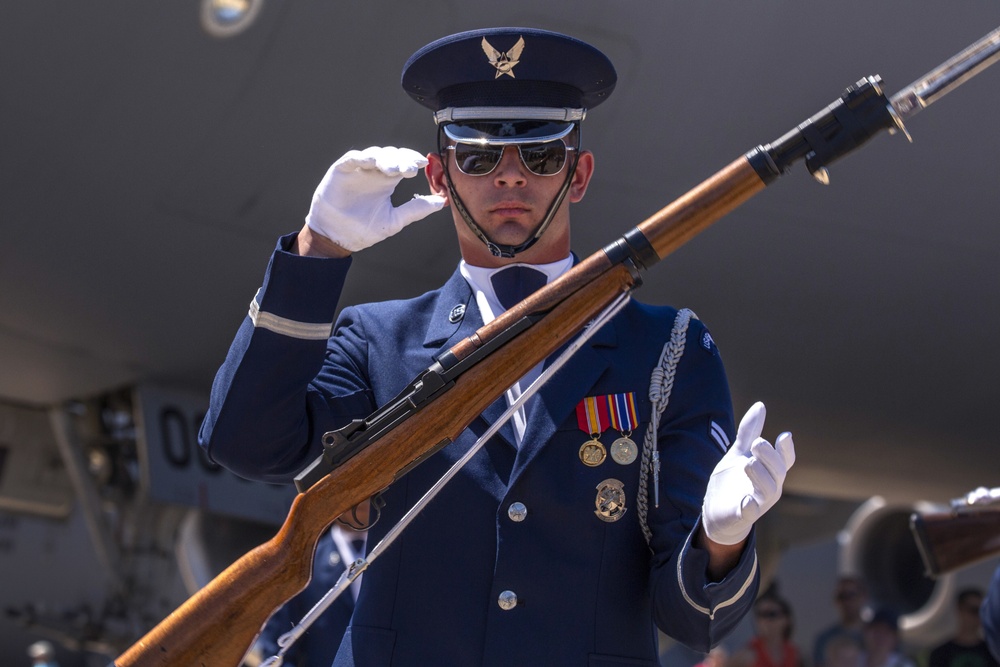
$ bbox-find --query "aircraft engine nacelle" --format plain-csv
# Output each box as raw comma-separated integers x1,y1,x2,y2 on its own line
838,496,956,646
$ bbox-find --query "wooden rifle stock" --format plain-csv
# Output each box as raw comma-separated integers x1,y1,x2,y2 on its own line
911,506,1000,577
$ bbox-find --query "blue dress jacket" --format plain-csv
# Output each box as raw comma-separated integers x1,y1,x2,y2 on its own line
200,233,759,667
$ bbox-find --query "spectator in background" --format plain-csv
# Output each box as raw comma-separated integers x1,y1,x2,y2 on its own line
861,608,914,667
695,646,730,667
822,629,863,667
814,576,870,667
929,588,998,667
26,640,59,667
731,589,802,667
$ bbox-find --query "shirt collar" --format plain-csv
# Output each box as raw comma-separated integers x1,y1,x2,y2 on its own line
460,256,573,323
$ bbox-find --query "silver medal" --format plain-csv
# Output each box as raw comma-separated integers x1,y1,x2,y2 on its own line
610,436,637,465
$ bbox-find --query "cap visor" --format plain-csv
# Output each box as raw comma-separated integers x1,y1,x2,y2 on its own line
443,119,573,144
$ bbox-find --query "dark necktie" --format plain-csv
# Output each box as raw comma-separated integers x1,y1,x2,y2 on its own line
490,265,547,311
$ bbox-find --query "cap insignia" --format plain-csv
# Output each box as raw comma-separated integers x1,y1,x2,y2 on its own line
481,36,525,79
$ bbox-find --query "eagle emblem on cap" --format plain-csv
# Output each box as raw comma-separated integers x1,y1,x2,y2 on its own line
481,36,525,78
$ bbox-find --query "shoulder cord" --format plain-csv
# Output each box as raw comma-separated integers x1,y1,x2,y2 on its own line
637,307,694,546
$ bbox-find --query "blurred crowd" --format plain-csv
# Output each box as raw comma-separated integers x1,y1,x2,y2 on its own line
691,575,998,667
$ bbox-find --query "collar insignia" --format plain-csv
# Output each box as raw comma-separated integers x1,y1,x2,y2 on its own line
481,36,525,79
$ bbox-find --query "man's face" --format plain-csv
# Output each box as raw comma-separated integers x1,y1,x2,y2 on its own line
835,580,866,620
426,139,594,267
957,594,984,632
863,622,898,654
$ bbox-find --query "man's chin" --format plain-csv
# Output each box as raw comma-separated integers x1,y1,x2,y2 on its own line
486,221,537,246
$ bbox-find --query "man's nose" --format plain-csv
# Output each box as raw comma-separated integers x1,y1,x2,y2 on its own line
493,145,527,186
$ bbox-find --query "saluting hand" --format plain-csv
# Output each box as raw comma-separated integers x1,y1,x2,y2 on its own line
305,146,446,252
702,402,795,546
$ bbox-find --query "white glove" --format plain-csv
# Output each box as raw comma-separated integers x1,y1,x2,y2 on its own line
702,402,795,545
305,146,446,252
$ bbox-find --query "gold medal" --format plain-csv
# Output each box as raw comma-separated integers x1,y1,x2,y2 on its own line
579,439,607,467
576,397,610,467
594,478,627,522
610,436,637,465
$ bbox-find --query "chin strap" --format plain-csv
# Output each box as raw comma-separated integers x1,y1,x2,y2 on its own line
439,126,581,259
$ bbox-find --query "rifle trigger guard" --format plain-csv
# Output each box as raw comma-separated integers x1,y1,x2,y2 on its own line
338,493,386,531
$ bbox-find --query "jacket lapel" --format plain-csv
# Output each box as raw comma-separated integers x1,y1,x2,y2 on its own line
422,267,480,350
507,313,620,487
422,267,517,447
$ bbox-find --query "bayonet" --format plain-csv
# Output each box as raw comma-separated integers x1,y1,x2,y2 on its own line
890,26,1000,126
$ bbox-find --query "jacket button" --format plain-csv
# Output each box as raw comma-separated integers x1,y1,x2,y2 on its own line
507,502,528,522
498,590,518,610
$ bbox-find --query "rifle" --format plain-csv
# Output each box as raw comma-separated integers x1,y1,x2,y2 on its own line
911,487,1000,577
114,26,1000,667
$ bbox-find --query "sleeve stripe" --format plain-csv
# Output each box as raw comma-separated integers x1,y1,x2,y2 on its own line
708,552,758,618
248,295,333,340
676,529,758,620
710,421,730,453
676,530,712,617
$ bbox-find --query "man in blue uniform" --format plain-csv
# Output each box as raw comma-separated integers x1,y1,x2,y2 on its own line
200,27,795,666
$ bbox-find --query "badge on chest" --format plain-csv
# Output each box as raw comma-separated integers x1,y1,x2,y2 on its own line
594,478,627,522
575,393,643,523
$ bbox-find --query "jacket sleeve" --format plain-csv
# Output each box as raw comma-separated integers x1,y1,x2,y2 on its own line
198,232,376,483
646,315,759,650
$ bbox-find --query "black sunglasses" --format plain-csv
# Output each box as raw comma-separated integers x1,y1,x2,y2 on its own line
445,141,574,177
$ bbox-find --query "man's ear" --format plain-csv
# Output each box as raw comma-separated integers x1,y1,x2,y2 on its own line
425,152,450,202
568,150,595,203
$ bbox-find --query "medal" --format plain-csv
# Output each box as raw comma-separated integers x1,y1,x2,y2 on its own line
594,478,627,522
579,439,607,467
575,396,610,467
575,393,643,467
610,437,637,465
607,392,640,465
